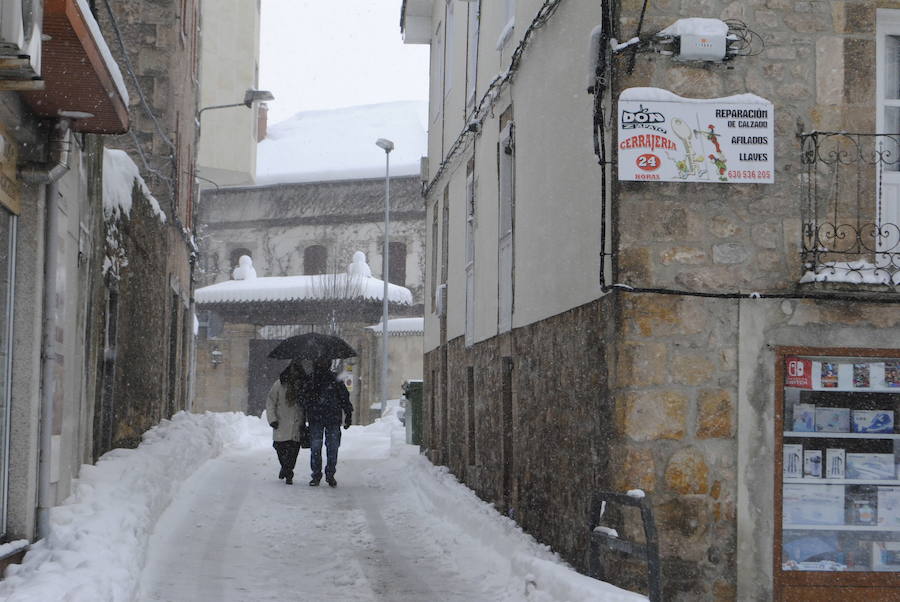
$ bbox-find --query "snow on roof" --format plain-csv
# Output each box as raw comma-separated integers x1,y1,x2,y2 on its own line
195,253,414,306
102,149,166,222
657,18,729,38
256,101,428,185
75,0,130,106
620,87,771,105
367,317,424,335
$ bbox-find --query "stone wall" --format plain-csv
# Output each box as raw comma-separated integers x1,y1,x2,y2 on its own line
423,296,615,573
612,294,739,600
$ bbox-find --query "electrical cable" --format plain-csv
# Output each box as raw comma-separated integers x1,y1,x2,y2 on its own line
101,0,176,152
423,0,567,199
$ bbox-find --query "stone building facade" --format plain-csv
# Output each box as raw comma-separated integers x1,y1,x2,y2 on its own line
0,0,200,556
94,0,200,451
405,0,900,599
193,175,426,419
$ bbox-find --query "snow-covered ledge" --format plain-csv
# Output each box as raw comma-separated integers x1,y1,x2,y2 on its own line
799,261,900,286
195,252,414,306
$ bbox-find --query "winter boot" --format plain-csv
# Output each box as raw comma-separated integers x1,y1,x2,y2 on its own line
326,475,337,487
285,476,293,485
309,477,321,486
278,467,286,480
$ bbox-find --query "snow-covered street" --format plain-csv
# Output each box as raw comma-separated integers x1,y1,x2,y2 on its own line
0,412,645,602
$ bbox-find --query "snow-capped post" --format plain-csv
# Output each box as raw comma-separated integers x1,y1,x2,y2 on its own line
376,138,394,416
589,489,661,601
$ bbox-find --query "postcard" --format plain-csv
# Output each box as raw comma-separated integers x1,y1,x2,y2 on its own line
853,363,870,388
815,407,850,433
793,404,816,432
826,449,845,479
821,362,839,388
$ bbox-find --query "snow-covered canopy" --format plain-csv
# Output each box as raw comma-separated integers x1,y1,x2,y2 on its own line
195,253,413,306
619,87,771,105
102,149,166,222
256,101,427,185
75,0,130,106
366,317,424,336
657,18,729,38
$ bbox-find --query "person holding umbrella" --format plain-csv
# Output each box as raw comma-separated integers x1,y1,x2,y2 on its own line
302,357,353,487
265,361,307,485
268,333,356,487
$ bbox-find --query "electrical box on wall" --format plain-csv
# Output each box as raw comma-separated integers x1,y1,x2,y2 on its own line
676,33,726,62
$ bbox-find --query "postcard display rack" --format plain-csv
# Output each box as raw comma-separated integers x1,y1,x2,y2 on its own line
778,353,900,596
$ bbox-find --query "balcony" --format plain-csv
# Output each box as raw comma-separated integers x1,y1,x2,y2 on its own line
800,132,900,289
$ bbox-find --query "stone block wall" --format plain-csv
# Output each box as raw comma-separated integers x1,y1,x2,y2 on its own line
612,294,739,600
423,296,615,574
614,0,897,294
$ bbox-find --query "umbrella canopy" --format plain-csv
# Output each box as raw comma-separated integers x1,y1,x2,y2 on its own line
268,332,357,360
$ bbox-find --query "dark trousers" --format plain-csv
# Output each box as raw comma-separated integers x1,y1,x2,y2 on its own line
309,422,341,479
273,440,301,479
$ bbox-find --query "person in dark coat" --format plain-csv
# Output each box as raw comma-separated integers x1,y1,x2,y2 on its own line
266,362,307,485
302,358,352,487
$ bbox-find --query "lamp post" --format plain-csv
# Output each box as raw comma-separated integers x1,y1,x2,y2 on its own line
375,138,394,413
197,88,274,134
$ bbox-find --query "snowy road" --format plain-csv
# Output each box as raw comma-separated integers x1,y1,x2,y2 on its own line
137,447,479,601
0,412,645,602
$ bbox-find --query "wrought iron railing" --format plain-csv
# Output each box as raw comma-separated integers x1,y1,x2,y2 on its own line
800,131,900,287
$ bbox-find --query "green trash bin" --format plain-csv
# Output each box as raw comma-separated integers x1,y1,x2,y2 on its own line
402,380,423,446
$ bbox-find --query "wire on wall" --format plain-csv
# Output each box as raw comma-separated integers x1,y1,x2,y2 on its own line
423,0,568,199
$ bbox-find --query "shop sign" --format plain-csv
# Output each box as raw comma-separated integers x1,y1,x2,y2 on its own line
617,89,774,184
785,357,812,388
0,126,19,215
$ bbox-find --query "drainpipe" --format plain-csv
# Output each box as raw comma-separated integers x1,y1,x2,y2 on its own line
19,119,72,538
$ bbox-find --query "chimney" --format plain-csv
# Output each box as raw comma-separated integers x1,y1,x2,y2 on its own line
256,102,269,142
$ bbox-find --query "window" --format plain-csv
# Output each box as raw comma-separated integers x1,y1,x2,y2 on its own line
433,21,444,126
303,245,327,275
465,162,476,346
431,201,439,310
388,241,407,286
466,1,481,113
441,185,450,299
0,209,14,535
445,1,454,98
498,116,514,333
775,349,900,597
497,0,515,50
877,10,900,257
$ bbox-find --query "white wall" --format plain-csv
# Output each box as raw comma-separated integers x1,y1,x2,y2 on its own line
198,0,261,187
418,0,606,351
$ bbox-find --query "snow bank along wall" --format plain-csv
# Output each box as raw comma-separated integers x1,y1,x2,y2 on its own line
414,0,900,599
1,0,200,549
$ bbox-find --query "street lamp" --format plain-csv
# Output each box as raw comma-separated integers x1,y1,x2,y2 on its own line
376,138,394,414
197,88,274,133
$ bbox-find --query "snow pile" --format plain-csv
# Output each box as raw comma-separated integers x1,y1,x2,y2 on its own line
256,101,428,185
388,420,646,602
74,0,130,106
102,149,165,223
195,252,414,306
366,316,424,335
0,412,268,602
230,254,257,280
620,87,771,105
799,260,900,285
657,17,729,38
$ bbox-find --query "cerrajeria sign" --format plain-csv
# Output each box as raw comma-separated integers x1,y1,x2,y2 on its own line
617,88,774,184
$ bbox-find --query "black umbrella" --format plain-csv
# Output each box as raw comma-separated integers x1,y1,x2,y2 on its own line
268,332,357,360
